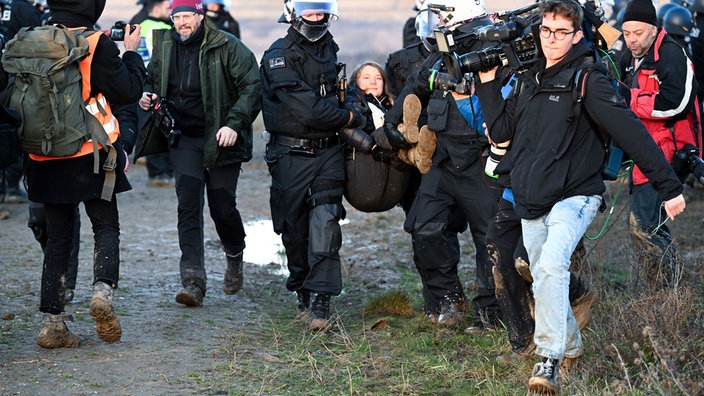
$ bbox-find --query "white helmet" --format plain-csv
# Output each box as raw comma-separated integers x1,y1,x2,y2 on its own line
278,0,339,42
416,0,487,39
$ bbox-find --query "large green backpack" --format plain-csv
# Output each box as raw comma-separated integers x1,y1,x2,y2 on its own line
1,25,117,200
1,25,112,159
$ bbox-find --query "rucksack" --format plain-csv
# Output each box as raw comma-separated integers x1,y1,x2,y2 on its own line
1,25,113,161
571,54,626,181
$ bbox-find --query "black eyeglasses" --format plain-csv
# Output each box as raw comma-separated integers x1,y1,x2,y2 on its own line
539,26,576,41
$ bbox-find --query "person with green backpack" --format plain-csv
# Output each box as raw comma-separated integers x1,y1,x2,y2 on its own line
1,0,146,348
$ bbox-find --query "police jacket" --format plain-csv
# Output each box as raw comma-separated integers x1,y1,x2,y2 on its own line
387,49,487,172
385,42,430,98
141,18,261,168
260,27,349,139
620,28,701,186
477,41,682,220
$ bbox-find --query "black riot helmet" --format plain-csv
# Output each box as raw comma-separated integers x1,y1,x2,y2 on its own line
664,5,694,38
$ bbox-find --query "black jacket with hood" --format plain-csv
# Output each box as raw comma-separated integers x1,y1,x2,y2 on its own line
477,40,682,219
25,0,146,204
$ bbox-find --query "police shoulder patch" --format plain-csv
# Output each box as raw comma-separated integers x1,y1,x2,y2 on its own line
269,57,286,69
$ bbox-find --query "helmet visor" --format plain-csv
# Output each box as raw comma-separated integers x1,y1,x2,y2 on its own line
293,1,338,18
415,8,442,38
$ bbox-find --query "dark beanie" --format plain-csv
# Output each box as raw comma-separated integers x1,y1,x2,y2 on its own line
622,0,657,26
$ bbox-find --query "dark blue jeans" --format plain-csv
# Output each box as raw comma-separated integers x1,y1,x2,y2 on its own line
40,198,120,314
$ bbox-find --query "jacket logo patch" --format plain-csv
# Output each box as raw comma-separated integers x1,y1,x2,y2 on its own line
269,57,286,69
548,95,560,102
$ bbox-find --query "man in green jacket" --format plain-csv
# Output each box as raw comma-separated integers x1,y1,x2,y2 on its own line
136,0,261,307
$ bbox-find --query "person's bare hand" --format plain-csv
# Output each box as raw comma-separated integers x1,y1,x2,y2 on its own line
138,92,156,111
663,194,686,221
216,126,238,147
123,24,142,52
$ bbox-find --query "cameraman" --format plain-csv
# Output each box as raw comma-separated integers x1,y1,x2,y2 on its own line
476,0,685,393
620,0,701,289
382,0,502,330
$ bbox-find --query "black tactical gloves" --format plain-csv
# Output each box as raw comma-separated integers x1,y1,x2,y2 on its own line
382,122,412,150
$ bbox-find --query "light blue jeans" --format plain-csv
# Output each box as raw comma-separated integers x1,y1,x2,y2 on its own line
521,195,602,360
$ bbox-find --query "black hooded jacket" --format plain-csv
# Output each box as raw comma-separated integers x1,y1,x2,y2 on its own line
477,40,682,219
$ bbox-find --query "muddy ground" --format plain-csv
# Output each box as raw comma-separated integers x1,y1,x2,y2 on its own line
1,0,703,394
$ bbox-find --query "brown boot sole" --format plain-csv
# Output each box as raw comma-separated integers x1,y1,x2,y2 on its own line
308,318,330,331
175,291,203,307
89,297,122,343
399,94,422,143
527,377,559,394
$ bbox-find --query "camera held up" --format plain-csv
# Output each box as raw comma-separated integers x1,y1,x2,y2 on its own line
672,144,704,185
109,21,136,41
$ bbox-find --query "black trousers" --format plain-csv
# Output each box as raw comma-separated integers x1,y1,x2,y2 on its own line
170,135,245,293
40,198,120,315
405,156,501,320
266,142,345,295
28,201,81,289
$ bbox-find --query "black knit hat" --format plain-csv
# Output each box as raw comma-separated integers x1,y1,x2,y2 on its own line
622,0,657,26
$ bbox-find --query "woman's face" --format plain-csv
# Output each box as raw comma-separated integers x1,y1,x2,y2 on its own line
355,65,384,98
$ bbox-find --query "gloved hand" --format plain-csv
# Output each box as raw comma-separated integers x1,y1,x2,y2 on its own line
583,0,604,28
371,126,392,151
340,128,374,153
383,122,412,150
346,109,367,130
371,145,395,162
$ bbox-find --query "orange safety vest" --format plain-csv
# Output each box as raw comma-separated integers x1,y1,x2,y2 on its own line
29,31,120,161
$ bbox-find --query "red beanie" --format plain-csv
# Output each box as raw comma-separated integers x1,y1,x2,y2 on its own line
171,0,204,15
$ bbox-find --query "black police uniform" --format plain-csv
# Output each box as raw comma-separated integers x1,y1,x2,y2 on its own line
386,47,502,324
261,26,350,295
690,11,704,103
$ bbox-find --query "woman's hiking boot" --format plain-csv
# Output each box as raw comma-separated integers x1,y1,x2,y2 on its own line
223,252,244,295
308,292,331,331
295,290,310,321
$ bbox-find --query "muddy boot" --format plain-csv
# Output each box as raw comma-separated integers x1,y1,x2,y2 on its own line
397,94,422,143
308,292,332,331
437,295,463,327
176,283,204,307
63,288,74,305
89,281,122,343
414,126,437,174
223,252,244,295
571,279,598,331
295,290,310,321
36,313,80,349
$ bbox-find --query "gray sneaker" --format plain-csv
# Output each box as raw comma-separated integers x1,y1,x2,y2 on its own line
528,358,560,394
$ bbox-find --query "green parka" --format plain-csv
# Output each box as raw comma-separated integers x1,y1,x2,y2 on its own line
136,18,261,168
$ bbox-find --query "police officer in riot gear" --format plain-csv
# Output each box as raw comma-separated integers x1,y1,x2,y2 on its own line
382,0,502,330
684,0,704,102
260,0,365,331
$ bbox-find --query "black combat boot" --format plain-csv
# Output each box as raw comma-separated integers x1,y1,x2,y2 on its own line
223,252,244,295
308,292,331,331
295,290,310,321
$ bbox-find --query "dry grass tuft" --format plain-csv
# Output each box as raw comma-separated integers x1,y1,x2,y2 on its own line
362,289,416,317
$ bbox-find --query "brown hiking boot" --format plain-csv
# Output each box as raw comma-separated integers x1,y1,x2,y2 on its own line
397,94,421,143
176,283,204,307
295,290,310,321
437,298,463,326
415,125,436,174
36,313,80,349
89,282,122,343
223,252,244,295
572,283,598,330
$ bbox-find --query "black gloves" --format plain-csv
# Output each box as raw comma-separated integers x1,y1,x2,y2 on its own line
583,1,604,28
340,128,374,153
371,146,395,162
346,109,367,130
382,122,412,150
